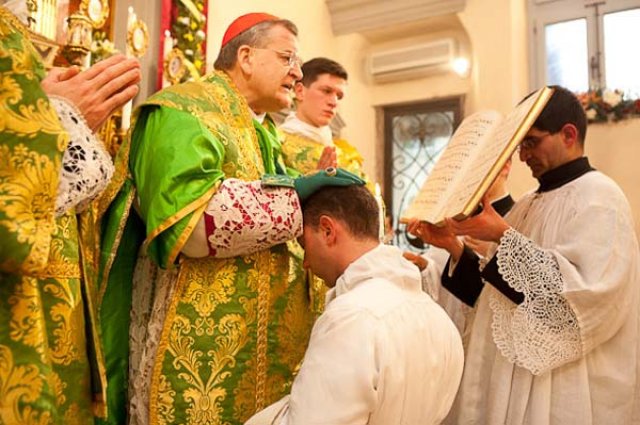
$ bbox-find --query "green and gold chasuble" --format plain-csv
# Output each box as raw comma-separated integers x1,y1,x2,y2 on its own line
101,71,315,425
0,8,107,424
280,131,368,180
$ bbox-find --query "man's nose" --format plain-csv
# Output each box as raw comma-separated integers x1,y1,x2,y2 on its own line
290,62,303,80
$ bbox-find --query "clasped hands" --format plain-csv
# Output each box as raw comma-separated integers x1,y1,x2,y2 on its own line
41,54,141,131
406,195,511,262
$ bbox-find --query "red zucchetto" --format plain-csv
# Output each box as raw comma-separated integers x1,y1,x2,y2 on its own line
221,13,280,47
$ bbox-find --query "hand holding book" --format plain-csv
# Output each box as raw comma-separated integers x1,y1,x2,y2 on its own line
401,87,553,225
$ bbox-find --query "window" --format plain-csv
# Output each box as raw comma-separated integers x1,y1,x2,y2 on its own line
383,98,463,251
530,0,640,96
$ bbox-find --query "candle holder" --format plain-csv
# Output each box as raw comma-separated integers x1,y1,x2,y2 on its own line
63,13,93,67
80,0,110,29
97,108,127,158
164,48,187,85
127,19,149,58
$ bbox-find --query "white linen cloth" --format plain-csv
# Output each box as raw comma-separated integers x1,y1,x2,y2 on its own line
421,246,473,339
279,112,334,146
246,244,464,425
447,171,640,424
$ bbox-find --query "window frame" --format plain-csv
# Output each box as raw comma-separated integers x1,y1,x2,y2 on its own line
528,0,640,92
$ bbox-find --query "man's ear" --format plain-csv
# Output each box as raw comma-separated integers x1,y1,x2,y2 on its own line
237,45,253,75
294,81,305,101
561,123,579,148
318,215,337,245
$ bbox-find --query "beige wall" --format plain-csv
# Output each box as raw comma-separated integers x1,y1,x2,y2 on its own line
205,0,640,237
585,120,640,237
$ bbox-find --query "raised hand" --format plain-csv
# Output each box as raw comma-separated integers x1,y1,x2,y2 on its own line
41,54,141,131
316,145,337,170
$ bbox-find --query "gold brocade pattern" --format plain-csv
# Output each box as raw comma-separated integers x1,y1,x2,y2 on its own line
151,258,250,425
0,345,51,425
0,144,60,273
249,251,272,410
139,71,312,425
146,71,264,182
1,9,105,423
182,262,238,317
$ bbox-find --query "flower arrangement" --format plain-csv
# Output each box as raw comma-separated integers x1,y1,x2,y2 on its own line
576,89,640,123
91,31,119,64
171,0,207,83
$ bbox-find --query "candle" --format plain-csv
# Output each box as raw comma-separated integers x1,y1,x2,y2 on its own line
162,30,172,88
127,6,135,28
163,30,173,59
121,7,136,130
375,183,385,242
121,101,132,130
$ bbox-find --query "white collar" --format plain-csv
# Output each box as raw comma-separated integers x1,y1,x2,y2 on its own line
279,112,334,146
325,244,422,304
251,110,267,124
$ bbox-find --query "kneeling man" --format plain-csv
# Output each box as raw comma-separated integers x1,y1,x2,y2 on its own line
247,184,464,425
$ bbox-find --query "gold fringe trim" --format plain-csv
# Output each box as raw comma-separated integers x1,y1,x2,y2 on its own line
30,262,81,279
254,250,272,410
166,199,208,266
142,183,219,260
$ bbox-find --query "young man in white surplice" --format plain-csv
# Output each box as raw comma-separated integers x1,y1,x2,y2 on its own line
246,184,463,425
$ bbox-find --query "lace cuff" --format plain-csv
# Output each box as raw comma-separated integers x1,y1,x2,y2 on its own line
51,96,114,216
204,178,302,258
489,228,581,375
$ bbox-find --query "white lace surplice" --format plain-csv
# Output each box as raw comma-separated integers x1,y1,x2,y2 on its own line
50,96,114,216
181,178,302,258
448,171,640,425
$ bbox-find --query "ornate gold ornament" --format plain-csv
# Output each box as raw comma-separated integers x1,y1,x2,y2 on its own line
127,19,149,58
164,48,187,85
64,13,93,66
79,0,110,29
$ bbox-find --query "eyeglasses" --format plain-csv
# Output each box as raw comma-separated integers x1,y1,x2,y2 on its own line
252,47,303,68
517,131,554,152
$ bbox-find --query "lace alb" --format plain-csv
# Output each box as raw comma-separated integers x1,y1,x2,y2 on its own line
204,178,302,258
50,96,114,216
489,228,582,375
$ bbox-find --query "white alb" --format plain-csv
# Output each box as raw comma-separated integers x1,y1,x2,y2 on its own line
447,171,640,425
247,244,464,425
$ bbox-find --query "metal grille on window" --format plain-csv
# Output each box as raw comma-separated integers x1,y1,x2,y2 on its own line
387,109,456,251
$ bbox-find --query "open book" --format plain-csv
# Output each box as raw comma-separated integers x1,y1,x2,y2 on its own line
401,86,554,225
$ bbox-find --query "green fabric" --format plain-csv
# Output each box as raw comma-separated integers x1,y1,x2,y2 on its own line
130,106,225,268
0,9,63,274
100,71,316,425
96,180,144,425
0,8,102,424
261,173,296,188
294,167,365,201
